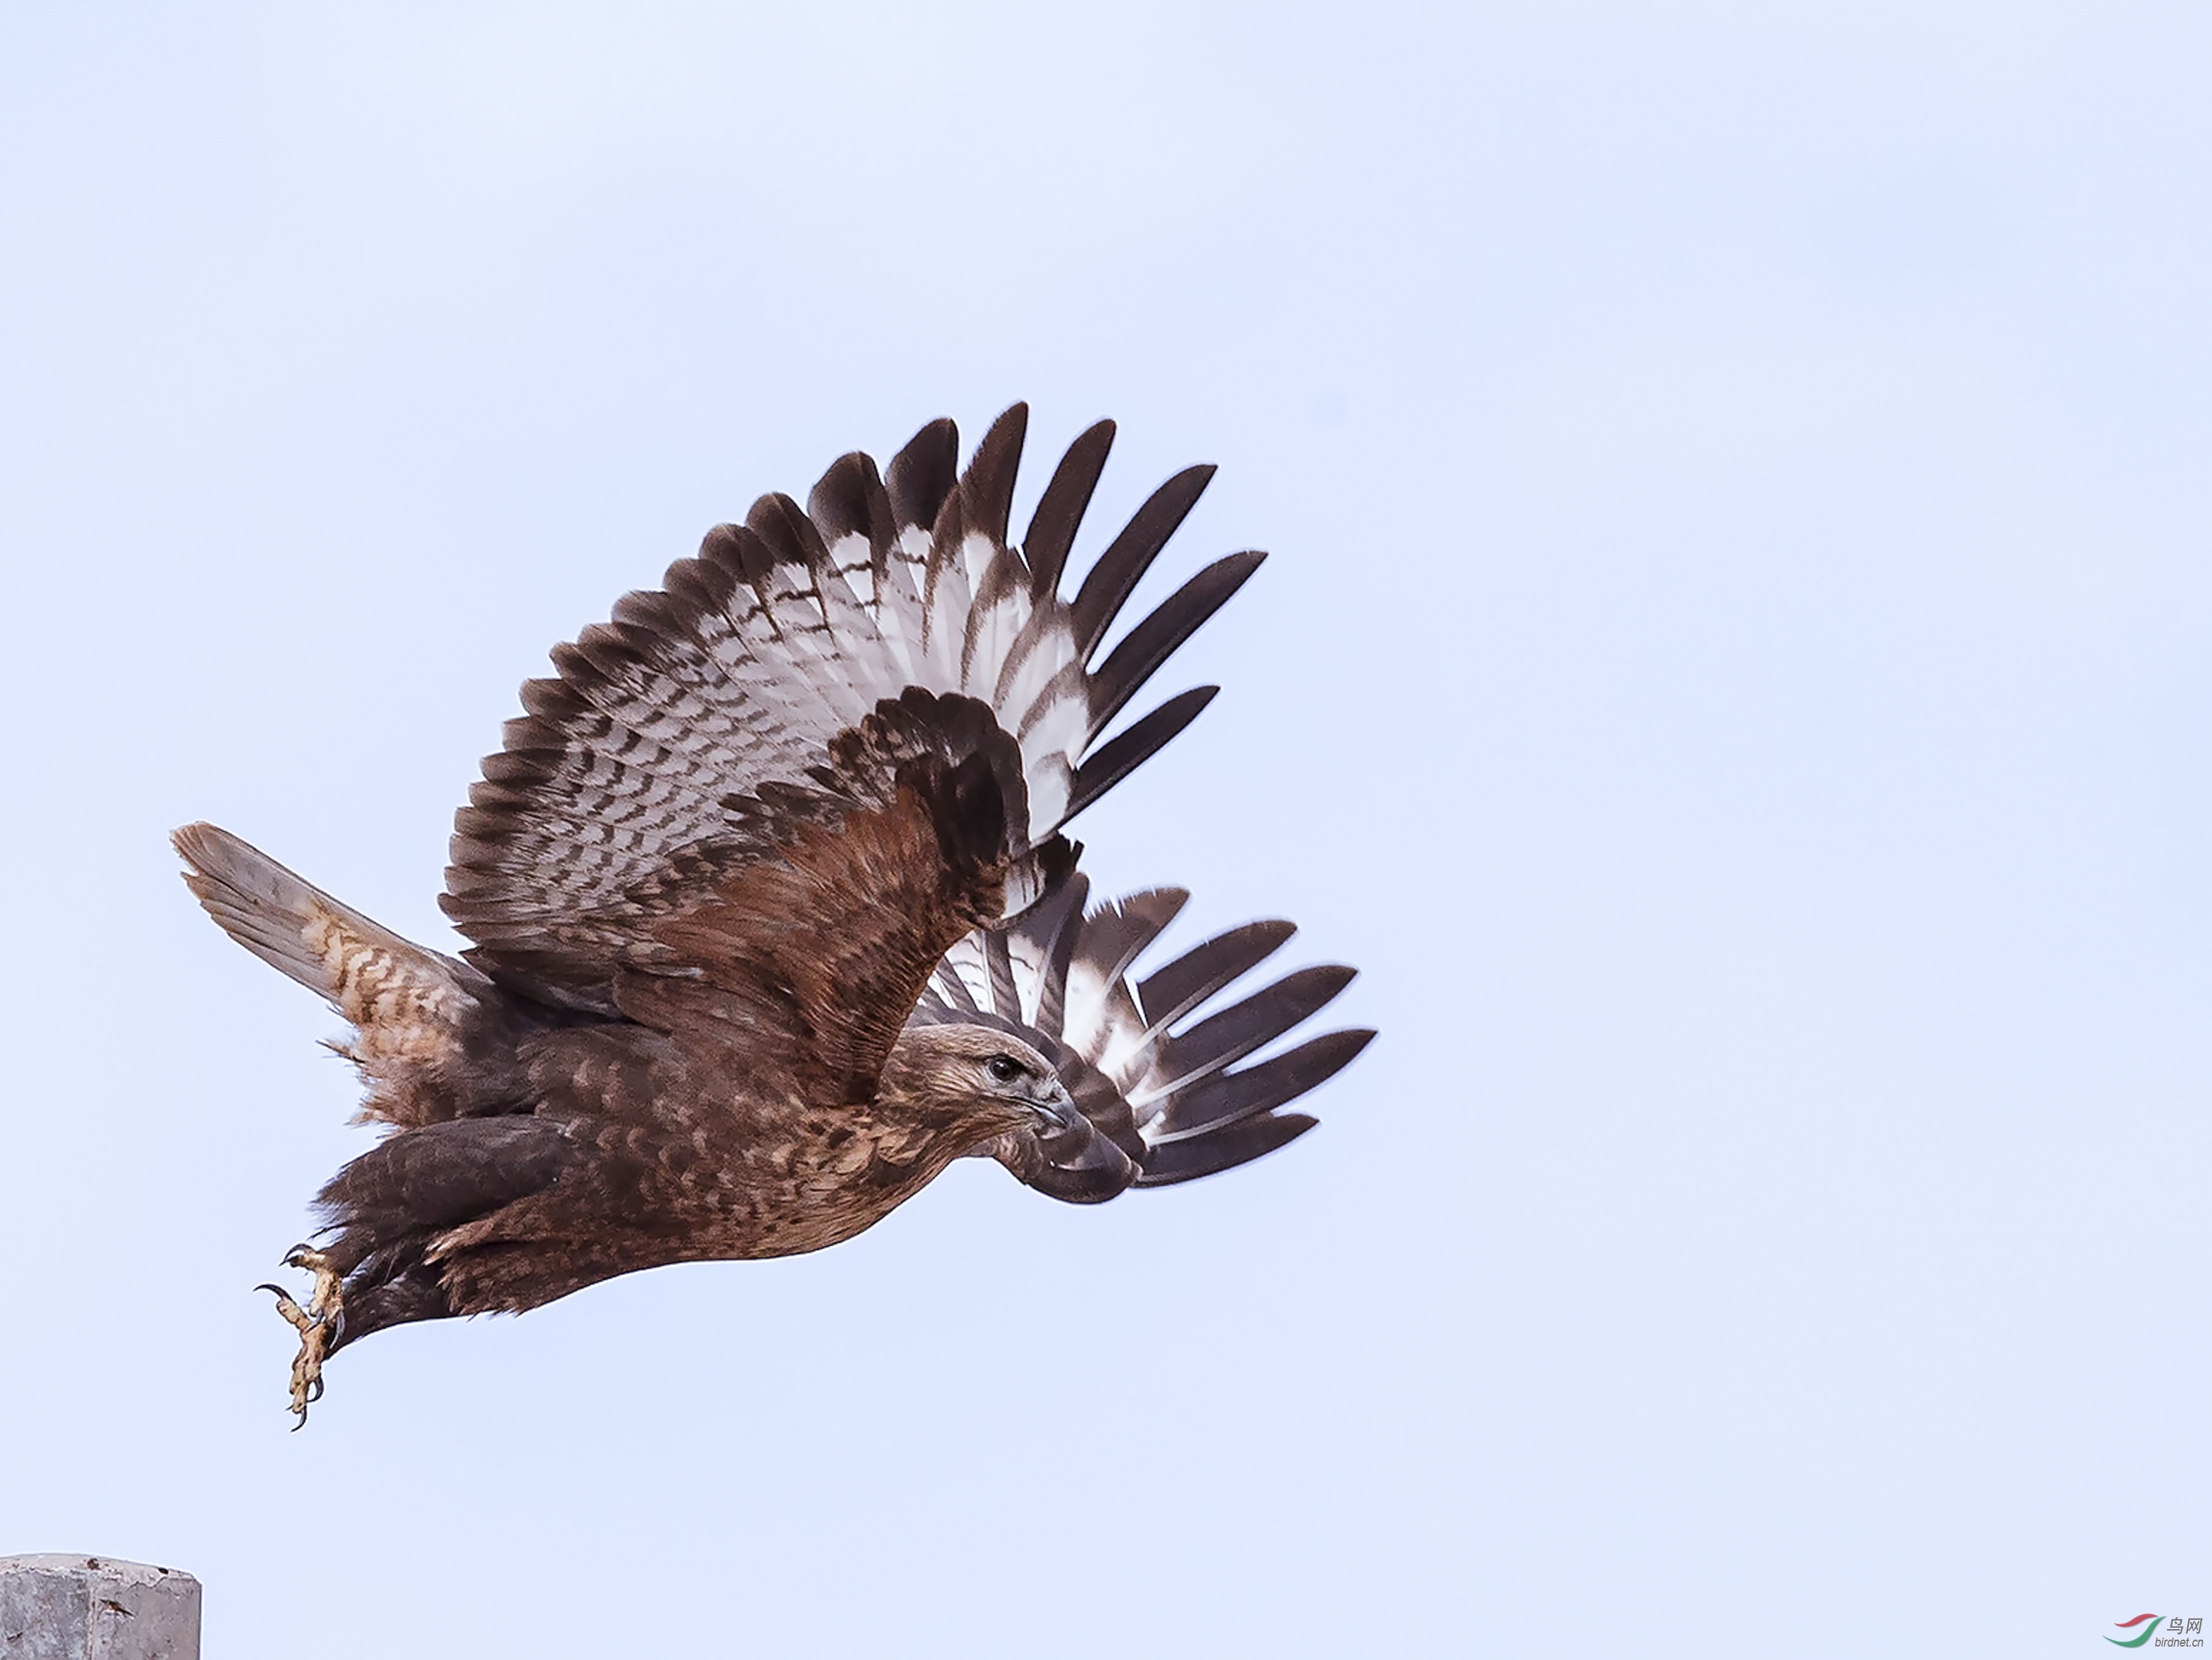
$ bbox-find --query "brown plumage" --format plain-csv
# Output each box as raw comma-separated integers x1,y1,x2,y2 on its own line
177,406,1370,1424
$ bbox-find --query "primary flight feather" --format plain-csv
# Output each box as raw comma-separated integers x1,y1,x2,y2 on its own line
176,405,1370,1424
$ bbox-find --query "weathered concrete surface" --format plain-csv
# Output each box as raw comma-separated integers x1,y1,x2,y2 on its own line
0,1557,200,1660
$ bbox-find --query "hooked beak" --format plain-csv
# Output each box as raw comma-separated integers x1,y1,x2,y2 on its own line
1028,1079,1080,1137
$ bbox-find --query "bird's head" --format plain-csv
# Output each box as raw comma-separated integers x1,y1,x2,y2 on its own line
880,1023,1080,1145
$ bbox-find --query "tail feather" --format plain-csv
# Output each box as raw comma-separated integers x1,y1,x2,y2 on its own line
174,822,481,1005
174,822,503,1126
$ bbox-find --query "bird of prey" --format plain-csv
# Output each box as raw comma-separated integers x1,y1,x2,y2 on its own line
176,405,1371,1423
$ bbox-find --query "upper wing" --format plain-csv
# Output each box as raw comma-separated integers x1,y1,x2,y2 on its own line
443,405,1261,1014
916,876,1374,1201
612,692,1073,1106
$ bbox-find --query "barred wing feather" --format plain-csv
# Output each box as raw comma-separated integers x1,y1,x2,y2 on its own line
443,405,1262,1014
918,876,1374,1201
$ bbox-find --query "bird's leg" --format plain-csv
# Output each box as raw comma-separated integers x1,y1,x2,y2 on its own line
256,1243,344,1428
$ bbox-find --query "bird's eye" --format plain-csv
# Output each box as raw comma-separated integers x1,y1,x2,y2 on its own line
985,1055,1023,1084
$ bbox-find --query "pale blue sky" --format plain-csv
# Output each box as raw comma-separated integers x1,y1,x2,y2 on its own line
3,5,2207,1656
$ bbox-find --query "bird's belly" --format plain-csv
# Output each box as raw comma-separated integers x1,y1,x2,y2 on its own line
668,1136,953,1263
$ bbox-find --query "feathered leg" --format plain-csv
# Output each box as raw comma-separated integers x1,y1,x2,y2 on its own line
253,1116,572,1425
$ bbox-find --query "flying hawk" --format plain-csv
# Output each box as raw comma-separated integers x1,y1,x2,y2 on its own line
176,406,1372,1423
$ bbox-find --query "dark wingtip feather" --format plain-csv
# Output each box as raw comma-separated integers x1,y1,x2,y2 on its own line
1084,550,1265,741
808,451,896,575
1023,419,1116,601
1011,867,1089,951
1154,1028,1375,1142
959,404,1029,548
745,491,830,570
1064,686,1218,820
1077,886,1192,989
1158,965,1359,1086
1135,919,1298,1033
887,417,960,532
1134,1113,1318,1187
1069,463,1216,661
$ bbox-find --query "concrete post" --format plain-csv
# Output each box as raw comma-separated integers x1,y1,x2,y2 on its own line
0,1557,200,1660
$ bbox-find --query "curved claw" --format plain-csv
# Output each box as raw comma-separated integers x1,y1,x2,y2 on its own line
258,1283,311,1331
256,1264,339,1426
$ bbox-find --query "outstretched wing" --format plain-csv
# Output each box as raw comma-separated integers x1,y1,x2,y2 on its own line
916,876,1374,1201
613,691,1073,1106
443,405,1261,1015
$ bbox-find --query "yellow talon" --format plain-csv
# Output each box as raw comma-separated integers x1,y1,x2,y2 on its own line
258,1245,345,1427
